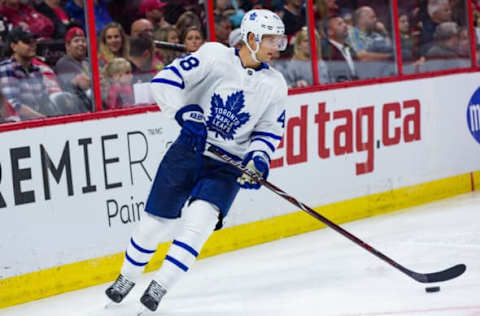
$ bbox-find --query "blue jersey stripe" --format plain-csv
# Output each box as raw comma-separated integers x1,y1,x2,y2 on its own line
151,78,184,89
251,131,283,140
165,255,189,272
151,66,185,89
251,137,276,152
130,238,156,254
173,240,199,257
125,252,148,267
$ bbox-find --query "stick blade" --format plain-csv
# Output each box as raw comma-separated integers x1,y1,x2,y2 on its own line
410,264,466,283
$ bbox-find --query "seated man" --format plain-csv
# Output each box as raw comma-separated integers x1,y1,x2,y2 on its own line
347,6,393,61
322,15,358,82
128,35,158,84
55,27,92,111
0,28,54,120
424,22,469,70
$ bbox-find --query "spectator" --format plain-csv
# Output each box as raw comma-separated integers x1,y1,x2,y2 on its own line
128,35,158,84
283,27,329,87
103,57,134,109
0,15,12,45
32,57,63,95
0,28,51,119
228,27,243,49
131,20,163,72
98,22,129,68
182,25,204,53
65,0,112,34
0,0,54,39
139,0,170,30
457,27,470,58
321,15,358,82
278,0,306,37
214,0,235,17
175,11,202,40
130,19,155,38
398,11,415,61
35,0,70,39
54,27,92,111
420,0,452,55
0,91,20,122
347,6,393,61
425,22,461,58
153,26,181,65
315,0,339,31
215,15,233,47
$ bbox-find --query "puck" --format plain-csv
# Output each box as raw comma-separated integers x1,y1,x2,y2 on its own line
425,286,440,293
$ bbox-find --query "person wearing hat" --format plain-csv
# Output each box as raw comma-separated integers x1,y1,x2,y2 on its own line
0,28,49,119
139,0,170,30
54,27,92,111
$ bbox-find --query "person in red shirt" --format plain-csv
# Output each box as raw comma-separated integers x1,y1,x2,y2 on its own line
103,58,134,109
0,0,54,39
35,0,71,39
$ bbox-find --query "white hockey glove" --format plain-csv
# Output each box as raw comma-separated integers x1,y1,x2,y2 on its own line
237,151,270,190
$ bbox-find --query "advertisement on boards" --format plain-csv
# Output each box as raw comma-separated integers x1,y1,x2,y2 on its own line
0,73,480,278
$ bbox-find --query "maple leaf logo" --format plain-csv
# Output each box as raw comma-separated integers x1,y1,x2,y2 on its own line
207,91,250,140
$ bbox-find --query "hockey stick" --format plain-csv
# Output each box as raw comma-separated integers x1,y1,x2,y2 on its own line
207,146,466,284
154,40,186,52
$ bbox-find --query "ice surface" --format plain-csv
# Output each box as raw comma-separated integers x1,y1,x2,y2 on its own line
3,192,480,316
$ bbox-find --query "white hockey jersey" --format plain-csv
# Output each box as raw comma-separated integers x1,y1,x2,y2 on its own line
150,42,288,162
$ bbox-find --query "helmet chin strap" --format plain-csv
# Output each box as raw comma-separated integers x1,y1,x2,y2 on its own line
246,40,260,64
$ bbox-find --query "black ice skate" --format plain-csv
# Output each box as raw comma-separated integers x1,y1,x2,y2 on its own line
105,274,135,303
139,280,167,311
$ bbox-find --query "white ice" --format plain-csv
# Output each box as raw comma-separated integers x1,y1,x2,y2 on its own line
3,192,480,316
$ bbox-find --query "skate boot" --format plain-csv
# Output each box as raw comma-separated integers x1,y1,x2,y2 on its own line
105,274,135,303
139,280,167,311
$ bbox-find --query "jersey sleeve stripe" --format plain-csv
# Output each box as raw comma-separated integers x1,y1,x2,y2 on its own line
251,131,283,140
151,66,185,89
251,137,276,152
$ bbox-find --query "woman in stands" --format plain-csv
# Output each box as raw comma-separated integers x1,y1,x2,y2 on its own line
283,27,329,87
182,25,205,53
98,22,129,68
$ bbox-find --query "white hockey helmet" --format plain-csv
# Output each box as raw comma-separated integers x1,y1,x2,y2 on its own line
240,9,287,51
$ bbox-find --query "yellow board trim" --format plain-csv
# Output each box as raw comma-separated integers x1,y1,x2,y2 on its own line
0,173,473,309
473,171,480,191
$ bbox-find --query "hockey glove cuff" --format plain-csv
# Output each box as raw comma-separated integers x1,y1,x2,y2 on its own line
175,105,207,153
237,151,270,190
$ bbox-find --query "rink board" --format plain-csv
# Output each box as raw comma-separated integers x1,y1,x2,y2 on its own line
0,72,480,308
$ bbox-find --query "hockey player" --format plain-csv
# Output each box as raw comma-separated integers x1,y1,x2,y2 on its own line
105,9,288,312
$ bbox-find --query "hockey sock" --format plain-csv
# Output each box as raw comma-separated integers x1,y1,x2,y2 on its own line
121,212,176,281
153,199,219,290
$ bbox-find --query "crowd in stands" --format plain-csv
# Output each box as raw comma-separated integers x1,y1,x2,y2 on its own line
0,0,478,123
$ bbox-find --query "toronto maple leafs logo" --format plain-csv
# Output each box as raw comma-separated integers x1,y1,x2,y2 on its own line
207,91,250,140
250,12,257,20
